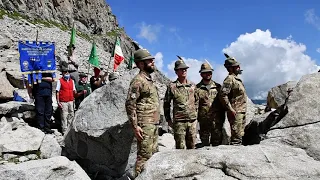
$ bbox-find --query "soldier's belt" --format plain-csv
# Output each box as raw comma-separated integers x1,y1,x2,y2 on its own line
174,119,196,123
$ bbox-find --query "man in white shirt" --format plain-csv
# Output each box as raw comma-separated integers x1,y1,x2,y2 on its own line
56,66,76,134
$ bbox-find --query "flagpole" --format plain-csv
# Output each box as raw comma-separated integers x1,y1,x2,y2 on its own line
107,36,117,73
87,38,95,76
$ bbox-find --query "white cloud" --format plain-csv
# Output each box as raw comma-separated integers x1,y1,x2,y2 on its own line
317,48,320,53
305,9,320,30
154,52,164,71
164,29,319,100
137,22,162,43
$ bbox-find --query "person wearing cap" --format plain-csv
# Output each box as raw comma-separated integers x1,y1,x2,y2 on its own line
163,59,198,150
67,45,79,84
90,67,108,92
56,65,77,135
219,53,247,145
195,62,225,146
75,72,91,110
125,48,160,177
108,72,118,82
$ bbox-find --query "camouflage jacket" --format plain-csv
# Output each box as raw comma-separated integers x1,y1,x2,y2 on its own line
163,79,198,122
196,80,224,122
220,73,247,113
125,71,160,128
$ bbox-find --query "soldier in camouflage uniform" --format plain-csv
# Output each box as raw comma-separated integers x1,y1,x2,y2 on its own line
163,59,198,149
196,62,225,146
125,49,160,177
219,53,247,145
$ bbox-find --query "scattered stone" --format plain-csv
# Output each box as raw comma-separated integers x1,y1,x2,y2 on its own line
40,134,62,159
18,156,28,162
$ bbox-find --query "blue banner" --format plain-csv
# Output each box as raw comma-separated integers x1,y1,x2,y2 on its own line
18,41,56,86
18,41,56,73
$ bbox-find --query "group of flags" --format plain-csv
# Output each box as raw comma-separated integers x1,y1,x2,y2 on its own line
68,25,135,72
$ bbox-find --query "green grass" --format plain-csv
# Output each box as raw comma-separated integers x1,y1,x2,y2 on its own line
106,27,124,37
0,9,92,40
0,9,126,43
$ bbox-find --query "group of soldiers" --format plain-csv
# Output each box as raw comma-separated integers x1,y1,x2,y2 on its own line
125,49,248,177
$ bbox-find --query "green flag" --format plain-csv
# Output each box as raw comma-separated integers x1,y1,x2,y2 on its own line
69,26,76,46
127,51,134,70
68,25,76,56
88,42,99,67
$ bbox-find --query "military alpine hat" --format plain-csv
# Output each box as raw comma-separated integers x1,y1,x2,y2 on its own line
223,53,240,68
108,72,118,81
134,49,154,62
174,59,189,70
79,72,88,78
199,62,213,73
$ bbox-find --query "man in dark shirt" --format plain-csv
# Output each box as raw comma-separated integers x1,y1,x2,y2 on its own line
27,73,54,134
90,67,108,92
75,73,91,110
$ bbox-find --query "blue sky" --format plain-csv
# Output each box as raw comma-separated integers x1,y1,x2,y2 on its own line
107,0,320,99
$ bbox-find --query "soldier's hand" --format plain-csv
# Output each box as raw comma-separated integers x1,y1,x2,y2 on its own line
134,126,144,141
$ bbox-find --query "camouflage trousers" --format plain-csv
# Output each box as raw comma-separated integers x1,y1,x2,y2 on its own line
199,113,225,146
173,120,197,149
135,124,158,177
227,112,246,145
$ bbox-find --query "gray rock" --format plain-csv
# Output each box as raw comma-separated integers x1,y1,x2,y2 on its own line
272,73,320,128
136,143,320,180
1,116,25,130
0,156,91,180
40,134,62,159
264,74,320,160
64,69,137,179
0,71,14,100
0,33,12,49
2,60,26,89
26,154,38,160
266,81,296,109
18,156,28,162
0,101,34,116
158,133,175,151
0,125,45,154
0,118,12,132
3,154,17,161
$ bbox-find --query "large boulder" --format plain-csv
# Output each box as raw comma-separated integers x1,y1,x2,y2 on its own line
0,122,45,154
136,143,320,180
64,68,138,179
263,73,320,160
266,81,297,110
0,156,90,180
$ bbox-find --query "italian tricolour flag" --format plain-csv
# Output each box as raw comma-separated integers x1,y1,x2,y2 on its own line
113,36,124,71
